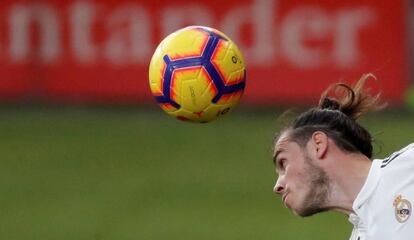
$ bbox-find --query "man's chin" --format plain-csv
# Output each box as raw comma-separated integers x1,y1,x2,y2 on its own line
293,205,327,217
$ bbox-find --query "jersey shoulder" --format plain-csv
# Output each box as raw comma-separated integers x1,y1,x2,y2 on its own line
379,143,414,169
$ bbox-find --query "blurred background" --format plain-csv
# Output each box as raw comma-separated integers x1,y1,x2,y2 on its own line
0,0,413,239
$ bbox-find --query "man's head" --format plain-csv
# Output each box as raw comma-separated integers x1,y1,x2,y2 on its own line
273,130,331,217
273,74,385,216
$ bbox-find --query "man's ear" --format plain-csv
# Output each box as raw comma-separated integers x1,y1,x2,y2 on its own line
310,131,328,159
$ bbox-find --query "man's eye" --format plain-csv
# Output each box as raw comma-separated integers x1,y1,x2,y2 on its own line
279,159,286,170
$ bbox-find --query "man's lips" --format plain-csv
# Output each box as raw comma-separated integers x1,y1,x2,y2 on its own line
282,193,288,204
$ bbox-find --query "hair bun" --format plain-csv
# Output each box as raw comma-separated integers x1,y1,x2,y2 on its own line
318,74,386,120
319,97,340,110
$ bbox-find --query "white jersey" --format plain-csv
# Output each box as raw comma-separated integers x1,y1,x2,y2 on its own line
349,143,414,240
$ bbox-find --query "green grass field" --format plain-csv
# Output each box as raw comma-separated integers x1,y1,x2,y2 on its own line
0,107,412,240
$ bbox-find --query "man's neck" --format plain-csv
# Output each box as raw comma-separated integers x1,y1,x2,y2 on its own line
324,153,373,215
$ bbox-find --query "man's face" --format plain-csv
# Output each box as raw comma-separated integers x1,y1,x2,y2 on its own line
273,131,330,217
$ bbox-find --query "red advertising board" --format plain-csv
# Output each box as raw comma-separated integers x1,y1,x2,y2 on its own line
0,0,409,105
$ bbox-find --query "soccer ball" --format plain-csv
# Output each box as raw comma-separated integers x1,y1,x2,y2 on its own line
148,26,246,123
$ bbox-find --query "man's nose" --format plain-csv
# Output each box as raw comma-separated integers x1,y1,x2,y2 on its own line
273,178,285,194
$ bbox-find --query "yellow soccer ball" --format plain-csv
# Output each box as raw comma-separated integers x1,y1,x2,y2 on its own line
148,26,246,123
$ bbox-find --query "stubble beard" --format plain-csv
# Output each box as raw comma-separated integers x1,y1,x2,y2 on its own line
296,156,331,217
